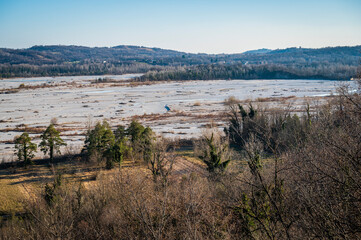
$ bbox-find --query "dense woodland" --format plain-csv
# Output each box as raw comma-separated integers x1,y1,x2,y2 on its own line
0,81,360,239
0,45,360,79
138,63,358,81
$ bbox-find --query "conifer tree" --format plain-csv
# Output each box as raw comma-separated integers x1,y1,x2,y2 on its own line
84,120,115,157
39,124,66,161
14,132,37,167
199,133,231,173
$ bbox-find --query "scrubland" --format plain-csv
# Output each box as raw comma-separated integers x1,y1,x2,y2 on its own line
0,79,360,239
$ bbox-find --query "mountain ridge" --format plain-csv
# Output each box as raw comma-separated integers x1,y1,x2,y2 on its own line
0,45,360,79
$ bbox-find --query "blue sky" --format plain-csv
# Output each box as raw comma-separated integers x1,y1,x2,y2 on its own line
0,0,360,53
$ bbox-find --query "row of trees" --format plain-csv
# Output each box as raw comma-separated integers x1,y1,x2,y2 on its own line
82,120,154,170
14,124,66,166
15,119,231,180
82,120,231,181
0,62,162,78
14,120,151,169
138,63,358,81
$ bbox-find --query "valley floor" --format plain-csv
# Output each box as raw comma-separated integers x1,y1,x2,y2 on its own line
0,75,353,162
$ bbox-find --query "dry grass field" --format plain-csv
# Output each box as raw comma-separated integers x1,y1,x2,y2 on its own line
0,150,208,216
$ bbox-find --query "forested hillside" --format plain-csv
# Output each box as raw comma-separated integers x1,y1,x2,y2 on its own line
138,63,358,81
0,45,360,79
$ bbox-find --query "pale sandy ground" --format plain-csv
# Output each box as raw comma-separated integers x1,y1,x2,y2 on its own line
0,75,355,162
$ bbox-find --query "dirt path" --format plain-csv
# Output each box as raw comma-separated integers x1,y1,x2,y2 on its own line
172,156,207,177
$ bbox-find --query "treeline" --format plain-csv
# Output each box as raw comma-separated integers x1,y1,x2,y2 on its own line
138,63,358,81
1,82,360,239
0,45,360,79
0,62,164,78
13,119,158,172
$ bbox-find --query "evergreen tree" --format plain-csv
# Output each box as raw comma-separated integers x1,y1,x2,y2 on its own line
39,124,66,161
141,127,155,164
199,133,231,173
127,120,145,144
126,120,154,161
14,132,37,167
84,120,115,156
84,120,116,166
114,125,126,140
105,127,129,169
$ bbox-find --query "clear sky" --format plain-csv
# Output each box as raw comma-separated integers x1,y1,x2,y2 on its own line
0,0,360,53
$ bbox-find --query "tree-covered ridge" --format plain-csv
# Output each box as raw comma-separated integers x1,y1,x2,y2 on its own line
139,63,358,81
0,45,360,79
1,45,360,66
0,45,209,65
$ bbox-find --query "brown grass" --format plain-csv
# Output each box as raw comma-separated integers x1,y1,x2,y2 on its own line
0,126,78,135
133,111,226,123
256,95,296,102
224,95,241,105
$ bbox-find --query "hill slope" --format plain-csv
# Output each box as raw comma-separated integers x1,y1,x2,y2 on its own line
0,45,360,79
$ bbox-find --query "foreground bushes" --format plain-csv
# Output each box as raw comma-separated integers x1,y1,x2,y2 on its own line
1,170,236,239
227,82,361,239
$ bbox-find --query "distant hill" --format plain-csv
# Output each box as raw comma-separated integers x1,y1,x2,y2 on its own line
0,45,360,79
243,48,272,54
1,45,360,66
0,45,206,65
